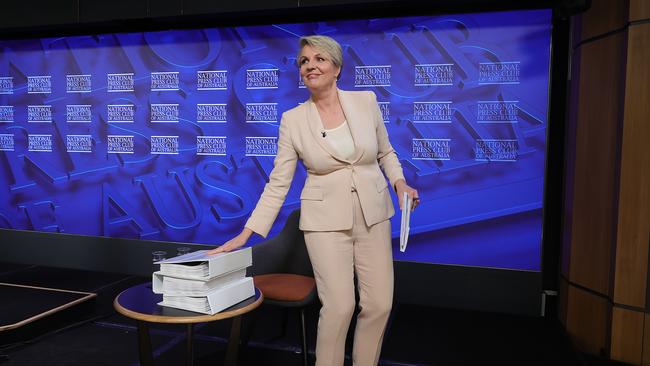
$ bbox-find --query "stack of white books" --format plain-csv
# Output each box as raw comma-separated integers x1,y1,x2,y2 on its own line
153,248,254,315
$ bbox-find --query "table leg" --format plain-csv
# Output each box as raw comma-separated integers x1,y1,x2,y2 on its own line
225,316,241,366
186,324,193,366
136,320,153,366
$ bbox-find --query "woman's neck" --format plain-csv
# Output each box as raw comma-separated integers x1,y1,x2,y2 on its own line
311,86,339,110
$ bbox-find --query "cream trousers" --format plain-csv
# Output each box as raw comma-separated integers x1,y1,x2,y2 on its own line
304,191,394,366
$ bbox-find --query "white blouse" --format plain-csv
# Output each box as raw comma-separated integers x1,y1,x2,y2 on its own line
323,120,356,160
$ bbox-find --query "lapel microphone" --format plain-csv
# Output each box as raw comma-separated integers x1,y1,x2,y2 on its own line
321,131,327,138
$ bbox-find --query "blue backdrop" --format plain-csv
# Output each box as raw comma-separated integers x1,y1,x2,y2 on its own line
0,10,551,271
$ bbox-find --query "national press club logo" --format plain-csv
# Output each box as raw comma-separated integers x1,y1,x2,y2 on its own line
246,103,278,123
412,139,451,160
28,134,52,152
107,135,134,154
378,102,390,123
414,64,454,86
107,104,135,123
28,105,52,123
66,135,92,153
197,104,227,123
67,105,92,123
478,62,520,84
354,65,391,87
151,72,179,91
0,106,14,123
245,137,278,156
151,104,179,123
66,75,92,93
477,101,519,123
28,76,51,94
150,136,179,155
197,71,227,90
475,139,518,161
0,134,14,151
107,73,134,92
246,69,279,89
197,136,226,156
0,77,13,94
412,102,452,123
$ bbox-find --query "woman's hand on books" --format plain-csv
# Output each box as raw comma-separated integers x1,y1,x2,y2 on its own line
207,227,253,255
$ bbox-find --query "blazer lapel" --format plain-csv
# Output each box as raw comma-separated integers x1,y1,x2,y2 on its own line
337,89,364,163
306,98,342,160
305,89,365,163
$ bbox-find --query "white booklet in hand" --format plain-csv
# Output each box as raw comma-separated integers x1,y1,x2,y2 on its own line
400,192,412,252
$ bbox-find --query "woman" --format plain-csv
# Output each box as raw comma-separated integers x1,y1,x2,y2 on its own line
208,35,419,366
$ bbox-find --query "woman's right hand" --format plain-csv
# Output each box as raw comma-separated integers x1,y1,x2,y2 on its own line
206,227,253,255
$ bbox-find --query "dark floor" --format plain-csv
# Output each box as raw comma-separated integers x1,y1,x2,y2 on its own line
0,263,623,366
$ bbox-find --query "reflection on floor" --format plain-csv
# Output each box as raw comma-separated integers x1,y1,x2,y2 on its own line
0,263,624,366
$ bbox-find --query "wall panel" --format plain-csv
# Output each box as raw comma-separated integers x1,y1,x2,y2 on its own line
630,0,650,21
569,33,626,295
579,0,628,42
613,22,650,308
566,285,610,354
641,313,650,366
610,306,644,364
562,2,650,363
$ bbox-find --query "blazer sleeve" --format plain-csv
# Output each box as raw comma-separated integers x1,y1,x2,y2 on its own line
244,114,298,238
370,92,405,189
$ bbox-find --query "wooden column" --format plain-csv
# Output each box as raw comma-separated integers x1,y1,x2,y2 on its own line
561,0,650,364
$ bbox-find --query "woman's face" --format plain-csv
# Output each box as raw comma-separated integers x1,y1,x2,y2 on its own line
298,45,341,93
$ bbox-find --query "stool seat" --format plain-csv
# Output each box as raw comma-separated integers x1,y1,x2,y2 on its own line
253,274,315,302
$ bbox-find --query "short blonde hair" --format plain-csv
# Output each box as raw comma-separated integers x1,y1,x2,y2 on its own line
298,35,343,78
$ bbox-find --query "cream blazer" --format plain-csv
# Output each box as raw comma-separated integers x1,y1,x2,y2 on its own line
245,89,405,237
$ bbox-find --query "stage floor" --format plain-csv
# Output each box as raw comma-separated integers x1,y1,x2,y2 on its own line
0,262,591,366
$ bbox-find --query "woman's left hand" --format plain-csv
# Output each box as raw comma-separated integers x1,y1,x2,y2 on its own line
394,179,420,211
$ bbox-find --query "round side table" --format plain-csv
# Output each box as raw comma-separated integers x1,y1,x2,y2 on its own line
114,282,263,366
